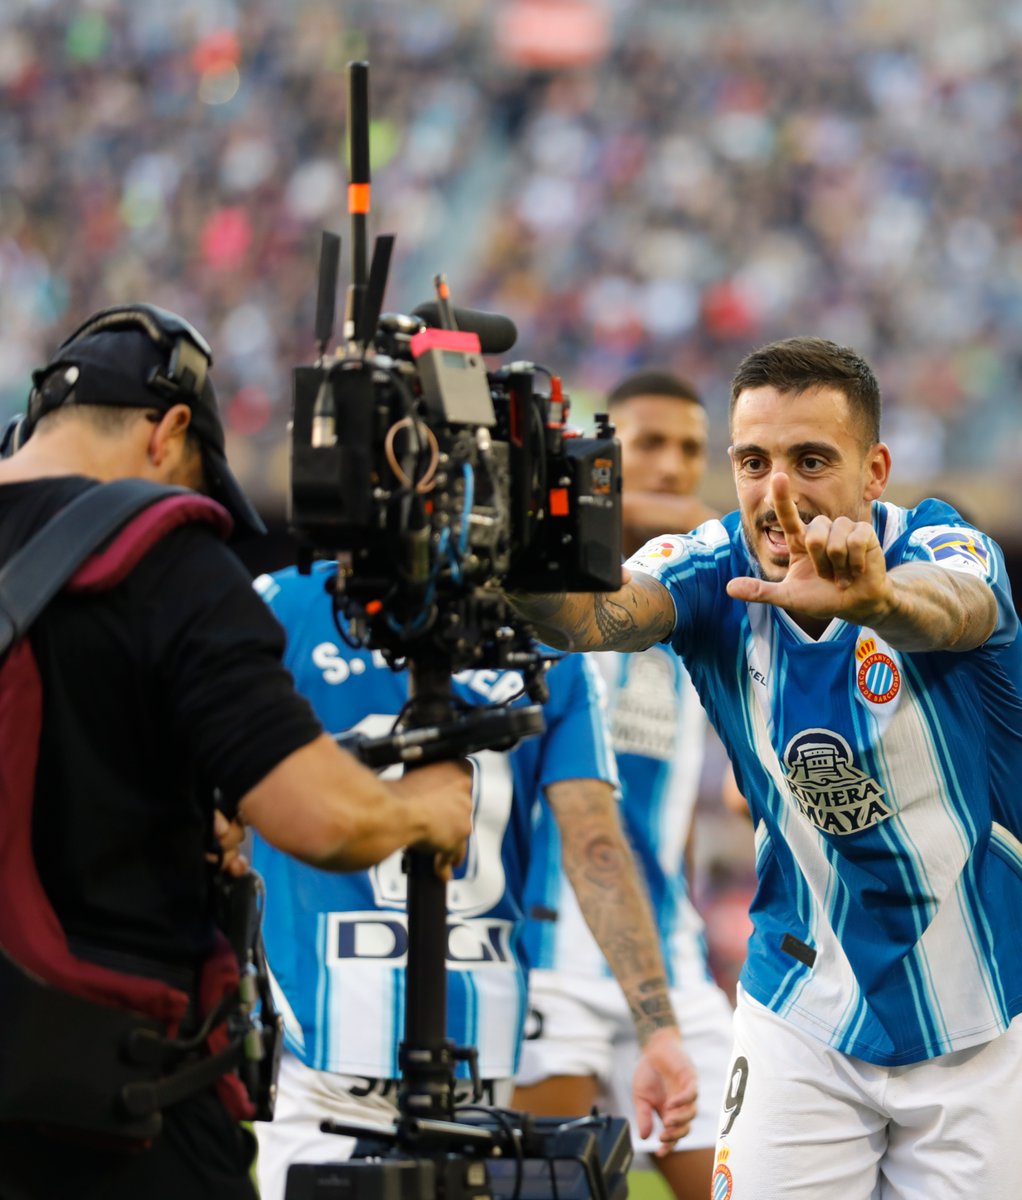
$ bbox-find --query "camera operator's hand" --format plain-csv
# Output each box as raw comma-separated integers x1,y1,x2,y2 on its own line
208,809,250,878
391,758,475,880
632,1026,699,1155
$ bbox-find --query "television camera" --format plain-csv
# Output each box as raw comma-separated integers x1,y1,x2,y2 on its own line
284,60,628,1200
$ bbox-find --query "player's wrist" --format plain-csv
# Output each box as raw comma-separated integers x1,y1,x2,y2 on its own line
851,576,898,629
638,1021,683,1051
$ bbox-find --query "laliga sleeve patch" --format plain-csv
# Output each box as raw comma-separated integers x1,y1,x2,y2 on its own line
923,529,990,579
626,535,685,573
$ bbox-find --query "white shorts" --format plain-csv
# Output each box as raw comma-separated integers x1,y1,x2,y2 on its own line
712,986,1022,1200
256,1050,513,1200
516,967,734,1157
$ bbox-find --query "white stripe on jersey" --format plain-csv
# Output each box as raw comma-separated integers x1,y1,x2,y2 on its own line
742,662,865,1042
744,599,1004,1053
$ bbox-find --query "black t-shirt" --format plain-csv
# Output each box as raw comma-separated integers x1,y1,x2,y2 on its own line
0,476,322,970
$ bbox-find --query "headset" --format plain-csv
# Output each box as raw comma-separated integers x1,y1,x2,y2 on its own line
1,304,214,458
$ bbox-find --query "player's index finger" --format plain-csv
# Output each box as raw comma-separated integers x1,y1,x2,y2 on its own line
770,474,805,545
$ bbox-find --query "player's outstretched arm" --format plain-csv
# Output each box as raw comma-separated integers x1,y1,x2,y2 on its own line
506,571,676,653
238,734,473,873
726,474,997,651
546,777,699,1151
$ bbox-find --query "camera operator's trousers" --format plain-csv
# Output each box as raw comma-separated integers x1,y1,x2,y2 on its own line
713,986,1022,1200
0,1090,256,1200
256,1050,513,1200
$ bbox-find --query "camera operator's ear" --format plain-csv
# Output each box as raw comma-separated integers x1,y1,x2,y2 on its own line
146,403,193,468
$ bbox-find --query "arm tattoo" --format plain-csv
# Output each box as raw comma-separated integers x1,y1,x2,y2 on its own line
629,977,677,1040
506,572,675,653
549,779,679,1043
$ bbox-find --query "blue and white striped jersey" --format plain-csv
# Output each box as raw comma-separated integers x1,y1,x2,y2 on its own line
627,499,1022,1066
523,646,713,990
251,565,616,1081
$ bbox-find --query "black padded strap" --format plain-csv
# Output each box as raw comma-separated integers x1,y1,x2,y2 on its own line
0,479,186,655
119,1037,248,1121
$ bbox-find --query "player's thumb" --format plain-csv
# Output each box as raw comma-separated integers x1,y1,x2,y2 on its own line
633,1095,654,1140
726,575,776,604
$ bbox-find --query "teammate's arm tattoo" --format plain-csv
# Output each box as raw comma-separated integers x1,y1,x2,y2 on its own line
546,777,678,1045
507,573,675,653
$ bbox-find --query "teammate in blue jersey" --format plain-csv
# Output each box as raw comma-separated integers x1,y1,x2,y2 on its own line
514,372,736,1200
508,336,1022,1199
250,565,699,1200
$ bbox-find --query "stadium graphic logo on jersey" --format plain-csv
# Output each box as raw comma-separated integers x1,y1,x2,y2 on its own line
611,652,677,759
855,636,901,705
924,529,990,579
782,729,892,835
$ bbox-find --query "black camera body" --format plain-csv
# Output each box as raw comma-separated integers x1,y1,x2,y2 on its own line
290,314,620,674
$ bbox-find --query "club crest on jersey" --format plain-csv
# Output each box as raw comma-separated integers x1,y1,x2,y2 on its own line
712,1147,734,1200
782,729,892,835
924,529,990,579
855,636,901,705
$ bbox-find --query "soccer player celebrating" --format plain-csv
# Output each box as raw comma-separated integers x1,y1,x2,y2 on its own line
507,336,1022,1199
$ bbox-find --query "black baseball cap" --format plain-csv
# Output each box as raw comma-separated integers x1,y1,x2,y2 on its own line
31,304,266,537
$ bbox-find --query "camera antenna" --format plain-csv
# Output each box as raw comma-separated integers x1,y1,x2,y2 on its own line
314,230,341,359
356,234,395,346
345,60,371,345
432,273,458,331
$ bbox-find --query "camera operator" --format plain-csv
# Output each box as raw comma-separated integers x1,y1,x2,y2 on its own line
248,564,699,1200
0,306,473,1200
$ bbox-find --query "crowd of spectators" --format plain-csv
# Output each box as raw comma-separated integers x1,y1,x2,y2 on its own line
3,0,1022,529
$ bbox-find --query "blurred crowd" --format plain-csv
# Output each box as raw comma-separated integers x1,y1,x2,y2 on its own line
3,0,1022,527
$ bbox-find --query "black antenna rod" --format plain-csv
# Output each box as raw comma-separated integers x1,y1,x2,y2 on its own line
346,60,370,342
357,234,395,346
314,230,341,358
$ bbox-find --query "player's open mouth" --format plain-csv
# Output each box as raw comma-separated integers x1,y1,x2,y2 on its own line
763,525,787,554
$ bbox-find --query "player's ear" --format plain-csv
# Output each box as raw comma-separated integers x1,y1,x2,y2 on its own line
864,442,891,501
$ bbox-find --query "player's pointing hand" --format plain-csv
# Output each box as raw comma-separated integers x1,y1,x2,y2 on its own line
726,473,895,626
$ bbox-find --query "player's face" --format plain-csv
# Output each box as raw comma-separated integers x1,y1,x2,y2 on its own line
729,385,889,581
614,395,708,498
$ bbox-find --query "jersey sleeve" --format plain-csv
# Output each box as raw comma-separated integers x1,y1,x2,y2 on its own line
902,517,1019,648
623,520,730,653
253,563,335,670
534,652,619,793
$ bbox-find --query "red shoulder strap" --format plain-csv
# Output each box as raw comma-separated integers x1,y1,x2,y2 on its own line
70,494,231,592
0,493,232,1031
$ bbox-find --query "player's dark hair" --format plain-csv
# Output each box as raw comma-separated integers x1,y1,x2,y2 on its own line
730,337,881,445
607,369,703,409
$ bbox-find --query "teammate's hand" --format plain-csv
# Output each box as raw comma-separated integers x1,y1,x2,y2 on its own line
632,1026,699,1154
726,473,894,626
394,759,475,878
622,491,716,545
